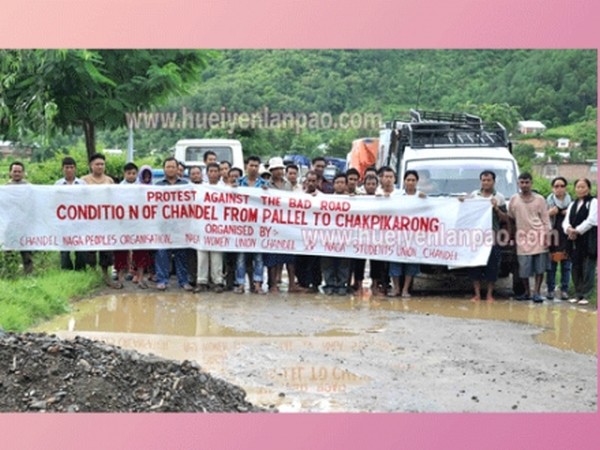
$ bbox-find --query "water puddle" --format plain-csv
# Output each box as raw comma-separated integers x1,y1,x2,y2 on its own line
31,289,597,412
31,293,373,411
331,292,597,355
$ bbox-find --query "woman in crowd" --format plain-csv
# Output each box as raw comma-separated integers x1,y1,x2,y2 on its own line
545,177,572,300
131,165,155,287
563,178,597,305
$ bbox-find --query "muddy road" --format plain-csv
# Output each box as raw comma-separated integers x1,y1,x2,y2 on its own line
32,277,597,413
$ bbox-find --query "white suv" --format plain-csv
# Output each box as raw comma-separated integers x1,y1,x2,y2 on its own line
174,139,244,173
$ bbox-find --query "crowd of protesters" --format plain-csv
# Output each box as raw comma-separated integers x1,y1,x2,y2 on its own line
4,155,597,305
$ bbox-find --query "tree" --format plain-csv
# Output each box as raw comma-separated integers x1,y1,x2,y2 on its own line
512,143,537,172
460,102,522,132
1,50,214,160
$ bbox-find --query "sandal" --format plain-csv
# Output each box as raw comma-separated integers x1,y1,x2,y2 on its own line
138,281,149,289
110,281,124,289
233,286,245,294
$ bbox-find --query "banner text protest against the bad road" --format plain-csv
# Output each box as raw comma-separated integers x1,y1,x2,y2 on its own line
0,185,493,266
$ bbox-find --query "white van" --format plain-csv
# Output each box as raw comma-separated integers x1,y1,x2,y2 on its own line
174,139,244,173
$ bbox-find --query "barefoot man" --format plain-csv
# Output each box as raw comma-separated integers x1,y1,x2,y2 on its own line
466,170,508,302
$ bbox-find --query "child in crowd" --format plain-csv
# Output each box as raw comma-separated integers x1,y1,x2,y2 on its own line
114,163,153,288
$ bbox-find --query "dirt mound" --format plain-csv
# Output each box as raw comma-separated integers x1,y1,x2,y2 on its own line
0,331,264,412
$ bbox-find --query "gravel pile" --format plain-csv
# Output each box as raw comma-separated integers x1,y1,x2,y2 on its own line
0,331,264,412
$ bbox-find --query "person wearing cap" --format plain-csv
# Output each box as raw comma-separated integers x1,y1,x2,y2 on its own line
259,163,271,182
266,157,292,191
263,157,305,293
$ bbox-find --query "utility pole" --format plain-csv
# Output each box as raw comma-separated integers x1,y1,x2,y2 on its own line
127,125,134,163
415,66,424,110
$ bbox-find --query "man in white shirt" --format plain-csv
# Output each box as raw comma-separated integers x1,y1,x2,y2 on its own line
195,163,225,293
55,157,87,270
6,161,34,274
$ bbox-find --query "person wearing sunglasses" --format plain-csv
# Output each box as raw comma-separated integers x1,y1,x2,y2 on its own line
545,177,572,300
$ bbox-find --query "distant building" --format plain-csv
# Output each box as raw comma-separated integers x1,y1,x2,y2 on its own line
0,141,33,158
103,149,124,155
0,141,12,157
557,152,571,160
518,120,546,135
557,138,570,148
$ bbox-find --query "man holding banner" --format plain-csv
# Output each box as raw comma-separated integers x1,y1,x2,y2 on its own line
6,161,34,275
81,153,119,288
234,156,268,294
154,157,194,292
55,156,87,272
466,170,508,302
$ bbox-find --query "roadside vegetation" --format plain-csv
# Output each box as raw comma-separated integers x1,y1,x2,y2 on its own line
0,252,102,332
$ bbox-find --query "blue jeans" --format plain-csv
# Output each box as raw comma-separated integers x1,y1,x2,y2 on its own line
546,259,572,293
235,253,264,286
321,257,350,290
155,249,189,286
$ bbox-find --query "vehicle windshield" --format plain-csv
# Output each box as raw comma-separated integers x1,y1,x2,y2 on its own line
323,165,339,181
404,158,518,197
184,146,233,163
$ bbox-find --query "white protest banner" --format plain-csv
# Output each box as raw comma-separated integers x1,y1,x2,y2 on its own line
0,184,493,266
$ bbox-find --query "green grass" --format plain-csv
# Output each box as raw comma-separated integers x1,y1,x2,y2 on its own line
0,269,103,332
543,123,579,139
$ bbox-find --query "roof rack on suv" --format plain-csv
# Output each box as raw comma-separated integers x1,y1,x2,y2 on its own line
386,110,508,149
410,109,482,127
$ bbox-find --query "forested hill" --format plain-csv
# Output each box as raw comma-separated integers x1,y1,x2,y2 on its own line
177,49,596,127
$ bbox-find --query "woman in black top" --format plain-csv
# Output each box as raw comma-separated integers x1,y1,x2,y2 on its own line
563,178,597,305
